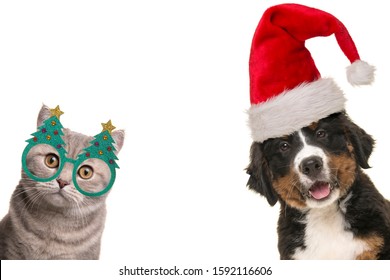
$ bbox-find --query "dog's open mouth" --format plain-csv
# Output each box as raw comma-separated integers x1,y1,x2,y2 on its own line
308,181,332,200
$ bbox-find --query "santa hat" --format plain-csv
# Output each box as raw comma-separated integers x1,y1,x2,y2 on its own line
248,3,375,143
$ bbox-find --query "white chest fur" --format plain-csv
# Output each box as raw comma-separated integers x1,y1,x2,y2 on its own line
293,201,368,259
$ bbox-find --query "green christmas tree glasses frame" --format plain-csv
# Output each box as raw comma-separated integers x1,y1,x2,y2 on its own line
21,106,119,197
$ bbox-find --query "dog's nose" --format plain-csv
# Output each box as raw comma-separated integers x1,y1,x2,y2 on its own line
300,156,323,178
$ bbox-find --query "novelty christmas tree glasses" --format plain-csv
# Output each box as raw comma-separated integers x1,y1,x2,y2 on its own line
22,106,119,197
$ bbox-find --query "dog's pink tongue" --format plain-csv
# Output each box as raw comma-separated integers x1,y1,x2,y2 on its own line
309,182,330,200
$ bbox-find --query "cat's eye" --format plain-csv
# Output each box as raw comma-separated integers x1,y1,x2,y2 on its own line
78,165,94,179
44,154,59,168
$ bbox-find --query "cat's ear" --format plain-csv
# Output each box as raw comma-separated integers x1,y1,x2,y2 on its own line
37,104,51,128
111,130,125,154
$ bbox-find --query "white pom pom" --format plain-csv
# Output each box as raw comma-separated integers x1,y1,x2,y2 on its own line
346,60,375,86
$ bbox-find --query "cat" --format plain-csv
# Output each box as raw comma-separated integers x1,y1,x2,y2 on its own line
0,105,124,259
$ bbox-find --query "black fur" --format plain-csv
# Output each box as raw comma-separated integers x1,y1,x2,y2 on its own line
343,114,374,169
247,112,390,259
344,172,390,259
247,143,278,206
277,203,306,259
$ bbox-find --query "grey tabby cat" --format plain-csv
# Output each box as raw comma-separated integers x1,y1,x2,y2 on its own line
0,105,124,259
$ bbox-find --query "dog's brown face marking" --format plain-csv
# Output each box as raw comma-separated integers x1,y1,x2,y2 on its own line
328,154,357,197
273,170,307,209
308,122,318,131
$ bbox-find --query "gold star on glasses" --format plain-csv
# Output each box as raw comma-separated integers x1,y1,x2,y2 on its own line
101,120,116,134
50,105,64,119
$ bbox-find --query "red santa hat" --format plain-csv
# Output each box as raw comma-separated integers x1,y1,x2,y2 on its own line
248,3,375,142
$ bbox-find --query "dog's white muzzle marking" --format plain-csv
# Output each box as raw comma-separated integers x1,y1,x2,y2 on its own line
294,131,330,186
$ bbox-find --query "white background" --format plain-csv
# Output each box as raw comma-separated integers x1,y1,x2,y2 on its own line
1,0,390,278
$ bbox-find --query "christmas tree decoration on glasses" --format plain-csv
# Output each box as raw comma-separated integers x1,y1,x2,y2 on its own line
22,106,120,197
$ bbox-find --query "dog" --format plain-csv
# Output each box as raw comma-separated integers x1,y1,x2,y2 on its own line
246,112,390,259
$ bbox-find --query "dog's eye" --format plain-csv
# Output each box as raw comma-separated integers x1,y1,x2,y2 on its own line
316,129,327,139
279,142,290,152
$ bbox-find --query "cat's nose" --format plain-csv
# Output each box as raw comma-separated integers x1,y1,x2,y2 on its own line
56,178,70,189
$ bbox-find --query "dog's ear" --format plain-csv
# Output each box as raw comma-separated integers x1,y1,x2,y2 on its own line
342,114,375,169
246,142,278,206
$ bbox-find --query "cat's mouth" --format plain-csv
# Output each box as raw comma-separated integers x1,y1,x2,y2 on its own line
47,189,67,198
42,184,75,201
44,190,79,207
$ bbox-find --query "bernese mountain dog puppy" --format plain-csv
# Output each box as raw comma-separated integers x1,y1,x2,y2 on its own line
246,112,390,259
